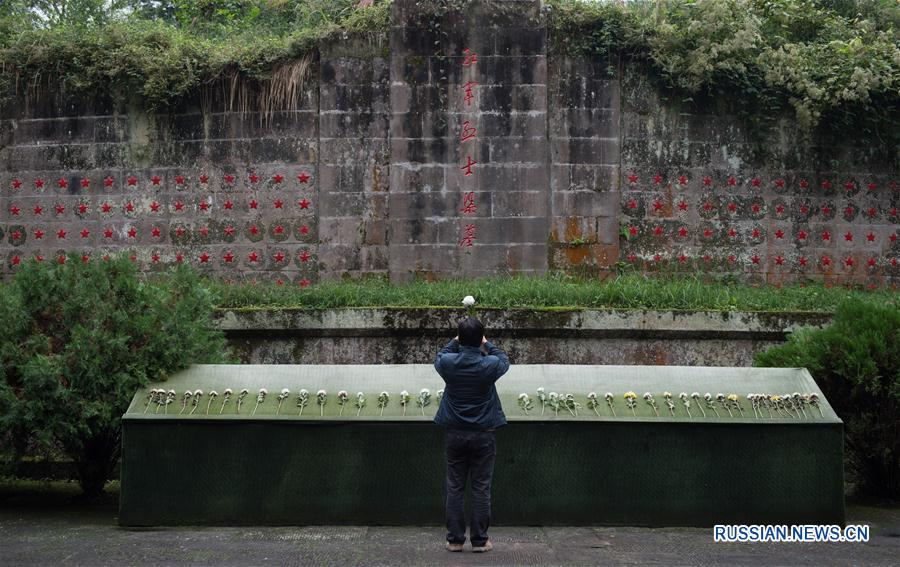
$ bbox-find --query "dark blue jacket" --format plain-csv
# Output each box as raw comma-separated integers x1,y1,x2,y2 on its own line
433,338,510,430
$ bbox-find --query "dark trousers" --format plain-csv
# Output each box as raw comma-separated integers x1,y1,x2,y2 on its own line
444,428,496,546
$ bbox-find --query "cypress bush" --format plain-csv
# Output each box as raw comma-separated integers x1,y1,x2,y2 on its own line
754,299,900,501
0,256,228,496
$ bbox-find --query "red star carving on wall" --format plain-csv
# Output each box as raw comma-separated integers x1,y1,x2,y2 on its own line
273,199,284,209
199,252,210,263
224,226,236,237
33,205,43,215
175,253,184,263
57,229,66,239
174,201,185,211
751,228,761,238
150,201,160,212
249,225,260,236
775,205,785,214
702,255,711,263
274,252,286,263
34,229,44,239
892,234,898,242
57,178,68,188
35,178,45,188
299,199,311,210
299,279,311,288
775,256,784,266
751,178,761,187
12,179,21,189
678,227,688,237
867,207,877,218
249,199,258,209
274,225,285,235
677,200,688,211
703,201,714,212
749,255,760,264
198,226,210,237
81,178,90,188
798,256,808,267
9,205,19,216
224,174,235,184
248,251,259,263
55,204,65,215
653,254,662,262
101,202,112,213
175,227,186,237
867,258,877,267
867,233,875,242
81,229,90,238
149,254,159,263
775,229,784,239
11,256,20,266
297,172,311,183
299,225,310,235
727,202,737,212
273,174,284,184
821,180,832,190
199,202,210,211
702,176,712,186
11,230,21,239
125,202,135,213
175,175,185,185
727,176,737,186
151,227,161,238
844,232,853,241
678,175,687,185
224,200,234,210
199,174,209,184
678,254,688,263
224,252,235,263
653,174,663,184
57,255,66,265
822,255,832,266
249,173,259,184
627,199,638,210
703,229,713,238
774,178,785,188
151,175,161,185
299,250,311,263
844,206,854,216
104,228,113,238
127,176,138,186
821,205,831,215
653,200,663,211
653,226,664,236
799,179,809,189
100,176,111,187
751,203,761,213
845,181,854,191
627,173,638,184
799,205,809,214
822,231,831,241
728,229,737,238
128,227,137,238
844,257,854,267
628,226,638,236
81,254,90,263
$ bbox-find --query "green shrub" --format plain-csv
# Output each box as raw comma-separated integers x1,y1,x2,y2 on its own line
754,299,900,500
0,256,228,496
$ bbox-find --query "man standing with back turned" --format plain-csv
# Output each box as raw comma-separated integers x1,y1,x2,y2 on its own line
433,316,510,553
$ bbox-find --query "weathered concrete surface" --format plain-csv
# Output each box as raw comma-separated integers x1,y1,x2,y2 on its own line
0,487,896,566
216,307,831,366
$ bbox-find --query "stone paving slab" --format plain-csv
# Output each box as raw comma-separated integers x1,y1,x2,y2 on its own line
1,495,898,566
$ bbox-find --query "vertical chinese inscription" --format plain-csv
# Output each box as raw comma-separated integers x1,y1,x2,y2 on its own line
458,47,479,250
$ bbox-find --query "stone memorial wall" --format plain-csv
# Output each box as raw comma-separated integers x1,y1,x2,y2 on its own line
0,0,896,286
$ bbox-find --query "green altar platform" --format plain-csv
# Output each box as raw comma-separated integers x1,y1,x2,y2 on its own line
119,364,844,526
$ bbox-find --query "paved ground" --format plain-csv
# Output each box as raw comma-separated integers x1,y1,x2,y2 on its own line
0,481,898,566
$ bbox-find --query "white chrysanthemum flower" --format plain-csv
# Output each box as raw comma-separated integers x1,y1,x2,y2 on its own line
400,390,409,397
537,387,545,394
380,391,389,397
281,388,290,396
300,389,309,396
260,388,268,395
518,393,528,400
420,388,429,395
224,388,232,396
462,295,475,306
317,389,326,396
194,389,203,396
210,390,218,397
338,390,348,398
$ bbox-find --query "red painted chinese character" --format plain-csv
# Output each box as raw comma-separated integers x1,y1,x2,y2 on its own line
459,223,476,247
463,81,478,106
461,191,477,214
462,48,477,66
460,120,477,143
461,155,477,176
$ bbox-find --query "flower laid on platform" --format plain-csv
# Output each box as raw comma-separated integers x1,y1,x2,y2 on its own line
144,389,159,413
436,389,444,403
747,394,761,419
296,389,310,415
165,390,175,414
726,394,743,417
275,388,290,415
180,390,192,414
586,392,601,417
236,389,249,414
378,391,390,416
548,392,561,417
717,394,732,417
399,390,411,416
355,392,366,416
518,393,533,415
317,390,327,416
563,394,581,417
537,387,548,416
623,391,637,416
645,392,660,417
661,392,674,417
782,393,800,418
220,388,233,414
190,390,203,415
704,393,720,417
792,393,808,419
768,394,784,417
808,393,824,418
692,393,705,417
605,392,616,417
206,391,218,415
252,388,267,416
417,388,431,415
679,392,692,418
338,390,349,416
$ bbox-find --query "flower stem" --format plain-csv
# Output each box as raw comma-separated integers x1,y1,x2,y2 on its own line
380,405,385,416
252,401,260,416
339,404,344,416
357,406,362,417
321,405,324,417
206,399,213,415
592,407,600,418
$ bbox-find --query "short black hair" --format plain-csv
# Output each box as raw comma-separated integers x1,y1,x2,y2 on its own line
458,317,484,347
